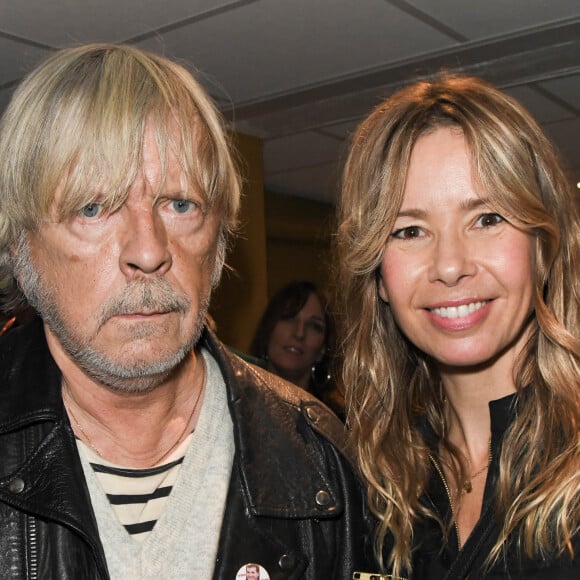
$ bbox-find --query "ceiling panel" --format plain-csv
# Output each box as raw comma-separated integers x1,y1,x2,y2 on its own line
405,0,580,40
264,132,342,175
503,86,576,123
319,119,364,141
543,117,580,167
137,0,458,104
265,161,341,204
0,0,247,46
231,83,392,139
0,36,51,86
538,74,580,112
0,88,12,114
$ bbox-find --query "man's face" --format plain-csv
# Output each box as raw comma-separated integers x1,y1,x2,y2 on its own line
15,123,222,392
246,566,259,580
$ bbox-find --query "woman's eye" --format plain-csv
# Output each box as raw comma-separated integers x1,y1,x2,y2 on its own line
307,321,325,334
391,226,424,240
170,199,196,214
81,203,102,218
476,213,504,227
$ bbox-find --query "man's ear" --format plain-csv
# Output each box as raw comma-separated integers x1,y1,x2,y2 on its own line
377,273,389,303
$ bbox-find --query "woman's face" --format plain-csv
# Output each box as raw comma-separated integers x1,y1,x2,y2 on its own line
267,292,326,386
378,126,534,382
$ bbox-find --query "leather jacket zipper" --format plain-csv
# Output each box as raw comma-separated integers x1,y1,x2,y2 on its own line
428,452,462,550
27,515,38,580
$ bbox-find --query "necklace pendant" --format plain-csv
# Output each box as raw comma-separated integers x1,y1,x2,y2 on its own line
463,480,473,493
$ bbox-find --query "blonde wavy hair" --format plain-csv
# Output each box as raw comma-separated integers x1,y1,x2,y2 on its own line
0,43,240,312
335,74,580,576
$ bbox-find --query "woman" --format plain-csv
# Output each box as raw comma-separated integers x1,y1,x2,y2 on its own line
250,281,343,413
336,75,579,578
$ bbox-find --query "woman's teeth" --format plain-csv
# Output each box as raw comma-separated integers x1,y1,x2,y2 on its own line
431,301,486,319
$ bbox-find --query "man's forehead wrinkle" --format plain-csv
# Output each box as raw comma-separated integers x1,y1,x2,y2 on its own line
44,111,206,223
142,135,194,202
150,117,210,203
50,165,196,222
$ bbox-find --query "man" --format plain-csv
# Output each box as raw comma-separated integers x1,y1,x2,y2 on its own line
0,44,371,578
244,564,262,580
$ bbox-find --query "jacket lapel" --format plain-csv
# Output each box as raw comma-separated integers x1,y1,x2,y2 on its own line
206,331,345,519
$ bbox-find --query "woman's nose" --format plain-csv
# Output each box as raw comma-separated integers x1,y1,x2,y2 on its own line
292,319,306,338
428,231,476,286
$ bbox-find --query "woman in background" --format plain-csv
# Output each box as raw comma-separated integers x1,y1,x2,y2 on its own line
250,281,344,417
336,75,579,578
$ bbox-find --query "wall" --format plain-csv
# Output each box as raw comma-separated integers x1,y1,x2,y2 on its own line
210,133,335,353
264,191,334,299
210,133,268,352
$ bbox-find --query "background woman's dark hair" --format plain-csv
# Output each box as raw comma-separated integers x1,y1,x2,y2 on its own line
250,280,336,391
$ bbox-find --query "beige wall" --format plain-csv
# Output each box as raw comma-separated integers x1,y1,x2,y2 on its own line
210,133,335,353
210,133,268,351
264,191,334,298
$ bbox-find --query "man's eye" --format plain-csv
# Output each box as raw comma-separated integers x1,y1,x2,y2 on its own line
476,213,504,227
171,199,195,214
391,226,424,239
81,203,102,218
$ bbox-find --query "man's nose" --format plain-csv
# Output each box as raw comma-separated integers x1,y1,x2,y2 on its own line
119,206,172,278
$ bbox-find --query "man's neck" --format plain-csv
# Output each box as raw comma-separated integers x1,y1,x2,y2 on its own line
56,342,206,468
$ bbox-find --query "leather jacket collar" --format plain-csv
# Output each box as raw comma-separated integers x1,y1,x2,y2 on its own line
205,326,350,519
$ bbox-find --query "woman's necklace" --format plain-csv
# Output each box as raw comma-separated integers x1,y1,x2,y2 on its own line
461,437,492,494
63,361,205,467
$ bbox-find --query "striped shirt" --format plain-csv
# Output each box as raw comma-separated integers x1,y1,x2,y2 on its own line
78,434,193,542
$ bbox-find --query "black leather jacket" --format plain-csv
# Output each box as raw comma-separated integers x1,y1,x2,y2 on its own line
0,319,374,579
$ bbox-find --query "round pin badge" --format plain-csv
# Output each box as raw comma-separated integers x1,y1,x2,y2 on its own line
235,563,270,580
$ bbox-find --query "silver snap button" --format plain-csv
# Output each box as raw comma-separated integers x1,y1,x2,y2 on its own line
8,478,25,494
315,489,331,506
278,553,295,570
305,406,319,423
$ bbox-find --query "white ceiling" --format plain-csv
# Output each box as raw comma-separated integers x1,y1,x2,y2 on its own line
1,0,579,204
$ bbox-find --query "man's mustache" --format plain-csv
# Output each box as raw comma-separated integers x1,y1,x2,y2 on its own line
97,279,190,329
